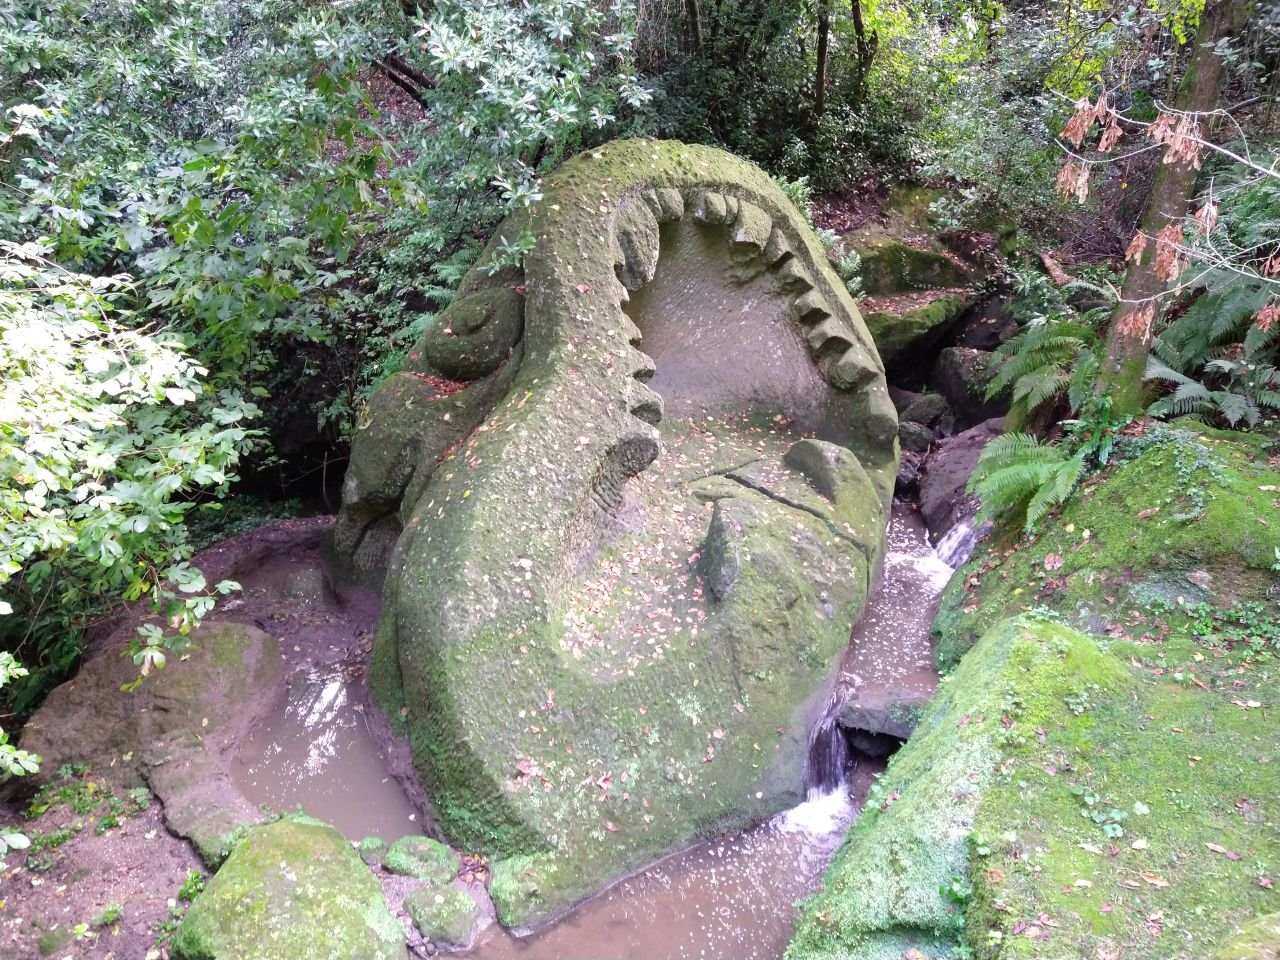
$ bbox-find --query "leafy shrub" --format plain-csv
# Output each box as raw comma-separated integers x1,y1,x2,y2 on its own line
0,244,257,709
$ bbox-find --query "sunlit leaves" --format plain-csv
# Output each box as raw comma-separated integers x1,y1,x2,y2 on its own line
0,241,259,707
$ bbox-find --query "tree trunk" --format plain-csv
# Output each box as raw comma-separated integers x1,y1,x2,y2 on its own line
814,0,831,118
850,0,878,100
684,0,704,58
1098,0,1250,417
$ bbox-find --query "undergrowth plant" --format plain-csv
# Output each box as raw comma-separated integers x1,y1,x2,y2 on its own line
1145,155,1280,429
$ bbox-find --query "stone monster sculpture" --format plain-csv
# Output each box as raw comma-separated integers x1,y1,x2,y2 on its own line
334,140,899,928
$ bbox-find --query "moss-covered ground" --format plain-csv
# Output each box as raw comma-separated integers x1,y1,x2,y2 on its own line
790,424,1280,959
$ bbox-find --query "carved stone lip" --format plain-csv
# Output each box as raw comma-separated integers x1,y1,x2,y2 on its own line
333,139,900,928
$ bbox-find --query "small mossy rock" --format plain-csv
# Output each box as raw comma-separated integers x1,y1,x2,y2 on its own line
171,817,406,960
864,292,973,367
404,884,483,949
897,420,934,454
358,836,388,867
1215,914,1280,960
857,240,971,296
384,835,459,884
701,498,747,601
420,287,523,381
900,393,948,428
930,346,1007,426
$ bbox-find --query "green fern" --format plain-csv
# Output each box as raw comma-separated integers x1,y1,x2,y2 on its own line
985,320,1101,429
969,433,1087,533
1146,355,1280,428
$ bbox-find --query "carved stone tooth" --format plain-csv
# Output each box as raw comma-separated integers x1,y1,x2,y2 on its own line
822,342,880,392
689,189,728,225
775,257,814,293
612,201,661,291
625,379,664,425
642,187,685,222
762,227,792,265
805,317,854,357
730,201,772,255
792,290,830,325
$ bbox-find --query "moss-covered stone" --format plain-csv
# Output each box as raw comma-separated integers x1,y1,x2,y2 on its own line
384,835,459,884
404,884,483,948
420,287,523,381
1214,915,1280,960
792,424,1280,960
858,240,971,296
335,140,898,927
358,836,388,867
934,425,1280,668
865,292,973,366
171,817,406,960
788,617,1124,960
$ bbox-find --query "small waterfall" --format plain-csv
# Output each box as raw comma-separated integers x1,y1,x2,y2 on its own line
934,518,978,569
804,703,850,799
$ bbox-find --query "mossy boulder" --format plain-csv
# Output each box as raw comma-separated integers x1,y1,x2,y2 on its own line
1215,915,1280,960
335,140,898,926
934,424,1280,668
171,816,406,960
358,836,389,867
858,240,971,296
864,291,974,367
930,346,1007,426
420,287,523,381
21,622,283,865
404,884,484,948
384,835,459,884
793,423,1280,960
788,618,1126,959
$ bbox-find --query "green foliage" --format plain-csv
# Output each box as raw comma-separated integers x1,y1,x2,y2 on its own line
1146,156,1280,429
0,245,257,708
969,433,1087,533
986,318,1102,429
178,870,207,902
93,903,123,928
1146,354,1280,428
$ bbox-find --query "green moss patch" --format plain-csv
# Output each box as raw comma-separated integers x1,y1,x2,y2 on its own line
384,835,459,884
934,424,1280,669
787,618,1124,960
171,816,406,960
404,884,483,948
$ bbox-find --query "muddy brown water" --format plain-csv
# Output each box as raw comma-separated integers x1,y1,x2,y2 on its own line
234,667,422,840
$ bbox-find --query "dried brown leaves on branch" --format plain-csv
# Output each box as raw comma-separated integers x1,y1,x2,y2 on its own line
1054,91,1205,208
1152,224,1187,283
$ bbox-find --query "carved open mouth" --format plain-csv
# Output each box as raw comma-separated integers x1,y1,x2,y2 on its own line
333,140,899,929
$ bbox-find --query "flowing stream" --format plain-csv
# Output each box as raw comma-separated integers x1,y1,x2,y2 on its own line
229,504,958,959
